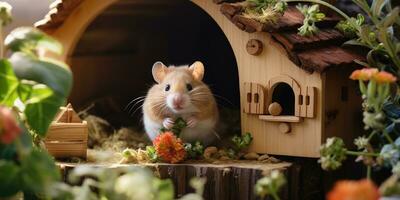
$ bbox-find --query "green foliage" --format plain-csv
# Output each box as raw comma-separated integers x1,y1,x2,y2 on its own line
161,117,187,137
5,27,62,55
0,27,72,136
0,2,12,27
0,160,20,197
336,14,365,38
19,148,61,195
0,147,60,198
9,52,71,97
0,3,72,198
244,0,287,24
319,137,347,171
296,4,325,36
247,0,286,12
232,132,253,151
146,145,159,162
255,170,286,200
49,166,204,200
0,59,18,106
184,141,204,159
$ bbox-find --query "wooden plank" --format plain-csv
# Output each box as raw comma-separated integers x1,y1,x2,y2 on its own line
243,82,251,114
306,87,316,118
243,82,266,115
45,122,88,142
259,115,301,123
45,141,87,158
299,91,307,117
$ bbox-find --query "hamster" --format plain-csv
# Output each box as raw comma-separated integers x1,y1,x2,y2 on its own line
142,61,219,146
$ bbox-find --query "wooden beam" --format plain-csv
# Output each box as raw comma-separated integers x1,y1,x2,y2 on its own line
259,115,302,123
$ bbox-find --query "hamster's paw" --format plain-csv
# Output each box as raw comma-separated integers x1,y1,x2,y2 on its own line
163,118,174,129
186,117,198,128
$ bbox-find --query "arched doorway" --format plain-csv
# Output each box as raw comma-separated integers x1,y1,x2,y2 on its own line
67,0,240,132
271,83,295,115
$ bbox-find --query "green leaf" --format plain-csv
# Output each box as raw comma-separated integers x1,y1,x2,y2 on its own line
153,179,174,200
0,143,16,160
5,27,63,55
371,0,387,17
9,52,72,97
0,160,21,197
232,132,253,151
352,0,372,16
20,148,60,195
381,7,400,28
343,39,370,48
359,25,377,47
17,81,33,103
0,59,19,106
25,84,53,104
24,88,65,136
146,146,158,162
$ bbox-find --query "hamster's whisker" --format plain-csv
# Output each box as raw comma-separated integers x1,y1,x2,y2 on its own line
130,105,145,116
128,99,146,114
124,96,146,111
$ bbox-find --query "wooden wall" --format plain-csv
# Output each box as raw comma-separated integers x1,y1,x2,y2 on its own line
322,66,363,148
193,0,324,157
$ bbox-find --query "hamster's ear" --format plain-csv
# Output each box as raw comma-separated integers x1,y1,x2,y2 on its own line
152,61,168,83
189,61,204,81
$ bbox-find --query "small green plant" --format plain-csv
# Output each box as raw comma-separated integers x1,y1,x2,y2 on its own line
335,14,365,38
243,0,288,24
146,145,159,162
232,132,253,151
255,170,286,200
184,141,204,159
296,4,325,36
160,117,187,136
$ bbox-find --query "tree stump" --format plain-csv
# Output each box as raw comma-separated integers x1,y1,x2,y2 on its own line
58,161,299,200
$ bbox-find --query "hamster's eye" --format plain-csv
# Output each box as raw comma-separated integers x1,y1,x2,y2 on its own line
186,84,193,91
165,84,170,92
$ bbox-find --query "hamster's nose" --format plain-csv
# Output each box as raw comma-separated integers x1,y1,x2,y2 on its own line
173,95,184,108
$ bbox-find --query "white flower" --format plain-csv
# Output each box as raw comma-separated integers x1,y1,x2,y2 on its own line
354,137,369,150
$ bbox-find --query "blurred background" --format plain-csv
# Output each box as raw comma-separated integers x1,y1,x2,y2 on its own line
3,0,52,33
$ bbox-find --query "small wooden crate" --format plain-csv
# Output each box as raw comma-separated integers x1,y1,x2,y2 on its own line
45,104,88,159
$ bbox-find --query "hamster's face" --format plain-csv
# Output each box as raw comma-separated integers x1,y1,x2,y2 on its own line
151,61,208,114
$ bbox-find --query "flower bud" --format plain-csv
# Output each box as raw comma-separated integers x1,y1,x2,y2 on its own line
0,106,21,144
0,2,12,27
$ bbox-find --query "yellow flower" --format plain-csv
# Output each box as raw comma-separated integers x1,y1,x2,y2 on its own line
350,68,378,81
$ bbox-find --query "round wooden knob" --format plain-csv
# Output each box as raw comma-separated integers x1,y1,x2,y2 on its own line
279,123,291,134
246,39,263,55
268,102,282,116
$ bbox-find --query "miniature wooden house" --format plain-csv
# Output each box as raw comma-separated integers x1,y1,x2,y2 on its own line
36,0,363,157
45,104,88,158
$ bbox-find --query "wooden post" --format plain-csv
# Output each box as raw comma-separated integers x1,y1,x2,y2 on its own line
58,161,298,200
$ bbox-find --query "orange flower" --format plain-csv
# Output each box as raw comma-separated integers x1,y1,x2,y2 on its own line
350,68,378,81
153,132,186,163
372,71,397,84
327,179,380,200
0,106,21,144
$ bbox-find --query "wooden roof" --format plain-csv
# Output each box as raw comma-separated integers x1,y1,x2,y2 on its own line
35,0,83,32
219,1,364,73
35,0,364,73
